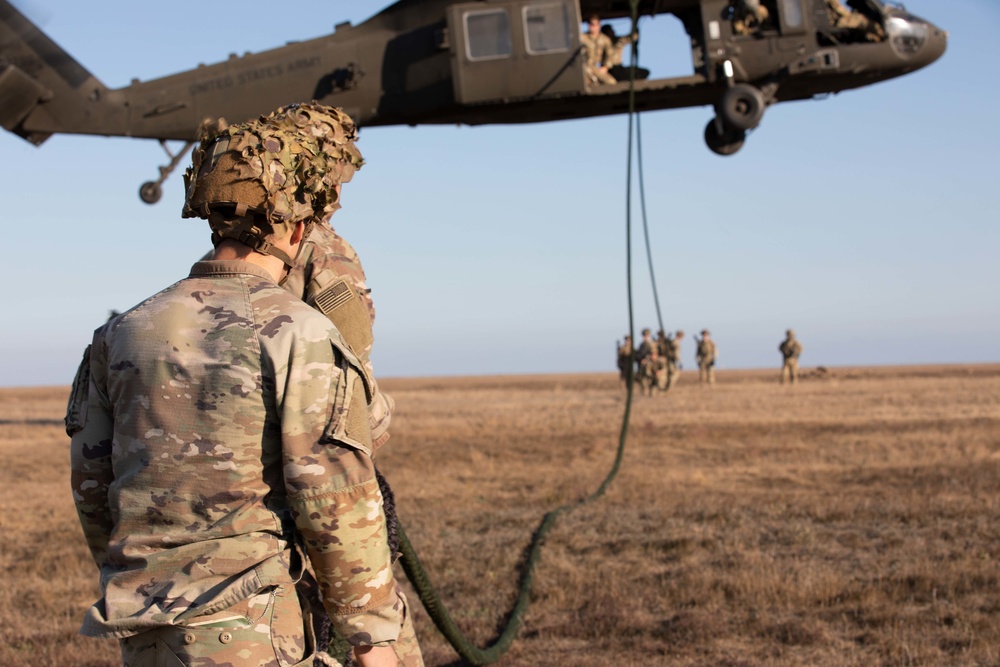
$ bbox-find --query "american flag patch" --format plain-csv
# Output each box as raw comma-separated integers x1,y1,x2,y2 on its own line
315,280,354,315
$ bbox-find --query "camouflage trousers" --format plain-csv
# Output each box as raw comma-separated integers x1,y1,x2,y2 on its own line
781,359,799,384
666,361,680,390
585,64,616,85
698,362,716,385
118,584,312,666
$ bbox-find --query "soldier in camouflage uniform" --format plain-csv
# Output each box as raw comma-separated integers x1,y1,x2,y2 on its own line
281,214,396,455
695,329,718,385
195,116,419,665
275,139,422,667
639,346,667,396
653,331,669,392
581,15,616,85
634,328,653,378
600,24,637,69
68,103,410,667
664,329,685,391
616,335,632,389
779,329,803,385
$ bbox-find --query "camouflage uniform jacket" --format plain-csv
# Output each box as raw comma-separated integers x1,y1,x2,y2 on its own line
607,33,635,67
616,342,632,371
68,260,402,645
663,337,681,363
779,338,803,360
635,339,653,364
279,223,394,452
696,339,717,365
581,31,614,70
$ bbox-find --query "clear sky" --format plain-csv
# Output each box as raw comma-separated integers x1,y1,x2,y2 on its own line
1,0,997,386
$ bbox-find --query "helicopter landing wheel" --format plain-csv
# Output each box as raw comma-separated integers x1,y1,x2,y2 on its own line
720,83,766,131
704,119,746,156
139,181,163,205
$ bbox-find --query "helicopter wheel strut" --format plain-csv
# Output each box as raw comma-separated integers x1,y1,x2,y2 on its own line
139,139,195,205
704,118,746,156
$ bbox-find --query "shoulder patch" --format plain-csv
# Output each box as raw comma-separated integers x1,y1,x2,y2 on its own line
314,279,355,314
310,278,374,359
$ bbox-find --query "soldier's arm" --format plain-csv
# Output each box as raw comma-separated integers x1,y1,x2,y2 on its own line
278,327,402,648
297,232,394,453
67,335,116,569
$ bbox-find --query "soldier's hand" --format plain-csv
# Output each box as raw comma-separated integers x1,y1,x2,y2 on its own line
354,645,398,667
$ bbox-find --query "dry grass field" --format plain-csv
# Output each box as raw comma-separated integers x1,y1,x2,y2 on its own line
1,364,998,667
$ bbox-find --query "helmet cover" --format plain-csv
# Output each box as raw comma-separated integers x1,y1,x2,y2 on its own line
182,102,364,234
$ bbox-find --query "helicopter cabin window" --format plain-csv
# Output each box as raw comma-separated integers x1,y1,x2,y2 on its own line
523,4,572,55
779,0,804,30
464,9,513,61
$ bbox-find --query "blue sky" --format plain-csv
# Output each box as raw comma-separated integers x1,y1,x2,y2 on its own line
1,0,997,386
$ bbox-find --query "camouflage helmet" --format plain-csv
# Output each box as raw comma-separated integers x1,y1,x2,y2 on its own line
182,102,364,264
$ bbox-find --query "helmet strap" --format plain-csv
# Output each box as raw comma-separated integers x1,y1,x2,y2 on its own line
212,218,297,276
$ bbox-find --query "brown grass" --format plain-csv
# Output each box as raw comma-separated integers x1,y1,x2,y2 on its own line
2,365,998,666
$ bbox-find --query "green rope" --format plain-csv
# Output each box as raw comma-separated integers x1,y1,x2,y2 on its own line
394,3,648,663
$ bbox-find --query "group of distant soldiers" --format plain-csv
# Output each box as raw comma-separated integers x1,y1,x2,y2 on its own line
617,328,803,394
616,328,719,396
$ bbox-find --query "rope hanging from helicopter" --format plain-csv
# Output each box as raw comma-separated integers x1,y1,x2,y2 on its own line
382,3,670,663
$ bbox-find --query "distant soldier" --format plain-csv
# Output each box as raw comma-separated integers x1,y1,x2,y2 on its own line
635,328,654,368
695,329,718,385
639,346,667,396
634,328,653,391
617,335,633,389
664,329,685,390
654,344,669,392
581,15,616,85
779,329,803,384
655,329,668,358
654,329,672,389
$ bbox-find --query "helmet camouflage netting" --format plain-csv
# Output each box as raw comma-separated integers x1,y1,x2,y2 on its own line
182,102,364,229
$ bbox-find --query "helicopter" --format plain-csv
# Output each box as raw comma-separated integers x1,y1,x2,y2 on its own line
0,0,945,204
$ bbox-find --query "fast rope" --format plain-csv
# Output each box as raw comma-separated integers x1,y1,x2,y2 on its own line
380,3,665,663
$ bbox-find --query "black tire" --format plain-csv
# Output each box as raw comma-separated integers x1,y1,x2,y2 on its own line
139,181,162,205
704,119,746,156
720,83,766,130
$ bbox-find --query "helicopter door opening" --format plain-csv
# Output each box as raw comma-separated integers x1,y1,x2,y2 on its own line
729,0,808,38
447,0,584,105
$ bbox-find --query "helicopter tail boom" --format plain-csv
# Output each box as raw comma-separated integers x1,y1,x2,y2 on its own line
0,1,111,144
